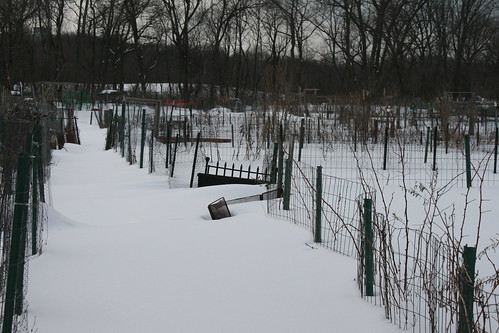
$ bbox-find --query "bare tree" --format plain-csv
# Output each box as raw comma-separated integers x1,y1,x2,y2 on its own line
260,1,290,98
123,0,158,94
37,0,67,81
0,0,38,88
448,0,498,91
202,0,251,105
159,0,207,99
272,0,317,88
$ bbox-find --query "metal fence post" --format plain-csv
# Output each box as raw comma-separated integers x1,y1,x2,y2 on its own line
190,132,201,188
148,132,154,173
464,135,472,188
364,198,374,296
278,142,284,189
383,126,388,170
140,109,146,168
314,166,322,243
170,134,179,177
283,159,292,210
432,126,438,171
458,246,476,333
494,126,498,174
165,121,171,167
2,134,32,333
298,119,304,162
32,125,42,255
424,126,430,164
270,142,278,184
32,154,39,255
120,101,126,157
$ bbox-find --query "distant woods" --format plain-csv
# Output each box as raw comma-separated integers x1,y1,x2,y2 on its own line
1,0,499,102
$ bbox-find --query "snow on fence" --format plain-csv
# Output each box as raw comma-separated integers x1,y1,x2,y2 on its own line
105,100,499,332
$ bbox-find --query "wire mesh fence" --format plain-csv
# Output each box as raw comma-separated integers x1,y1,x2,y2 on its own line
0,100,52,333
104,102,274,188
357,213,462,332
103,99,498,333
102,98,499,190
267,154,498,332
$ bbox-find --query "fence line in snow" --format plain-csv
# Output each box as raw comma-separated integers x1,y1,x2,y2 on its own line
266,155,498,333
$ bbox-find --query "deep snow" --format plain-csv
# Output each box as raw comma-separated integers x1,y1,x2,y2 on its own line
25,111,403,332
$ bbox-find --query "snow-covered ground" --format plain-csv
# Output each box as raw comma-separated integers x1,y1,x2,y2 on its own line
26,111,402,332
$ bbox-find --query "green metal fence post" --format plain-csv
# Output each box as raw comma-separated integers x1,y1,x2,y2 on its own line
149,132,154,174
298,118,304,162
165,121,171,166
432,126,438,171
32,125,42,255
383,126,388,170
277,142,284,189
464,135,472,188
424,126,430,164
32,155,39,255
31,124,43,255
2,134,32,333
120,101,126,157
270,142,278,184
190,132,201,188
139,109,146,168
170,134,179,177
314,166,322,243
283,159,292,210
14,135,33,316
494,126,498,174
364,198,374,296
458,246,476,333
126,109,132,165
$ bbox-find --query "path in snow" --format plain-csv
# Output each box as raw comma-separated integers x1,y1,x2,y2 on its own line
27,111,401,332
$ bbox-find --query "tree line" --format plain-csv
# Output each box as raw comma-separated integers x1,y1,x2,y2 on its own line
1,0,499,104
